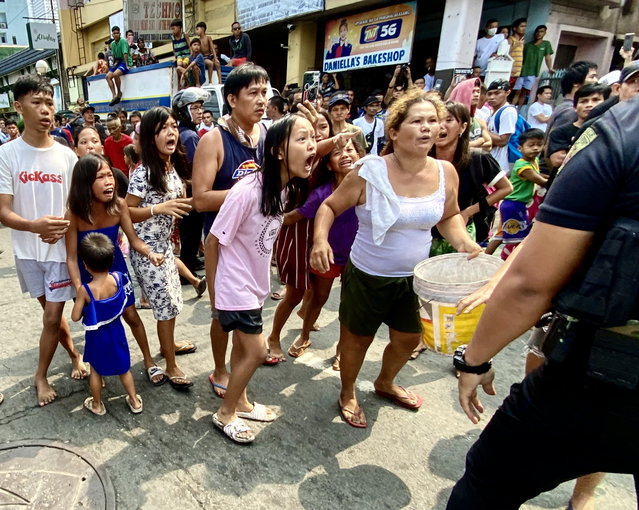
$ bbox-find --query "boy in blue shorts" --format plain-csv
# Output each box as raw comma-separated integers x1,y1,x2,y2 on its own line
106,26,131,106
499,128,548,260
180,38,206,89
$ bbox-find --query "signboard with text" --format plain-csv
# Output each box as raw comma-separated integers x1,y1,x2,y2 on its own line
322,2,417,73
27,23,58,50
125,1,182,41
237,0,324,30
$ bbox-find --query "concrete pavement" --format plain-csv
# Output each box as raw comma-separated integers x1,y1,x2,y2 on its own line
0,224,635,509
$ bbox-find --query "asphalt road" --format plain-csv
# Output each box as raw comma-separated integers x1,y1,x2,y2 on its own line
0,225,635,509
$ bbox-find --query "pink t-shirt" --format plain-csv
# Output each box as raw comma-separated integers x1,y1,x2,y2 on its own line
211,173,283,310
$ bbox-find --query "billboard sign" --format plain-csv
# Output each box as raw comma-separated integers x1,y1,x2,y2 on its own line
237,0,324,30
125,1,182,41
27,23,58,50
322,2,417,73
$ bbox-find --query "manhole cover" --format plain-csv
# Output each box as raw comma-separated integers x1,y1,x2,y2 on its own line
0,440,115,509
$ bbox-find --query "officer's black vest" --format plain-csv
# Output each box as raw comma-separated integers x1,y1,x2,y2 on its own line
553,217,639,328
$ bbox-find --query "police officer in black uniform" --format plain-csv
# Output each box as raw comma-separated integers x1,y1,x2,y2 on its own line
446,94,639,509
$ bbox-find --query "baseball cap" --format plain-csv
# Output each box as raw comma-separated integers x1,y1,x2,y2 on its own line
487,79,510,92
328,91,351,108
81,105,95,114
620,61,639,83
363,95,381,106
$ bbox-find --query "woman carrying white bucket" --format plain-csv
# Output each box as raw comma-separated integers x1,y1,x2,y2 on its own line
310,89,482,428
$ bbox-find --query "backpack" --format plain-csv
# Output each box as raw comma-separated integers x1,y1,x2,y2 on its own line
494,105,531,163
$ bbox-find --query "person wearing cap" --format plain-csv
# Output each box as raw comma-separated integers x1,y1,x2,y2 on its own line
486,79,517,173
328,91,366,152
353,96,385,155
81,105,107,143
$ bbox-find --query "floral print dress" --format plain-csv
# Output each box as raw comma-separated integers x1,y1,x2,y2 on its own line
128,165,184,321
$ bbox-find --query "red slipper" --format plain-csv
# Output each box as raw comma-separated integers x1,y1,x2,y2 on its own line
374,386,423,410
262,354,286,366
338,399,367,428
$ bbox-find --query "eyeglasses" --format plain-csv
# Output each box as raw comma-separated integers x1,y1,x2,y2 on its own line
232,27,241,31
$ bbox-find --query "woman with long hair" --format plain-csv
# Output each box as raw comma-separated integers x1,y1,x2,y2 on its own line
311,89,481,428
125,106,194,390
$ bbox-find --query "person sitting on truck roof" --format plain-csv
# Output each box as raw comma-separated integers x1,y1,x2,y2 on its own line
229,21,252,66
106,26,132,107
179,38,206,90
171,19,190,75
196,22,222,85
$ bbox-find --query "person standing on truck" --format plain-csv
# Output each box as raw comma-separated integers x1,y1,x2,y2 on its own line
229,22,252,66
106,26,132,107
191,63,269,398
171,19,191,80
195,22,222,85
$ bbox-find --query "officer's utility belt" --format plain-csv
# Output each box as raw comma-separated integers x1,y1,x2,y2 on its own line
542,312,639,390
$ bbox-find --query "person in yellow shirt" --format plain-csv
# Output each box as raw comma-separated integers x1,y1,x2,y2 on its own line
508,18,527,89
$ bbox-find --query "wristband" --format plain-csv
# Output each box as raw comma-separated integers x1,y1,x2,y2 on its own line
453,345,493,375
150,205,156,216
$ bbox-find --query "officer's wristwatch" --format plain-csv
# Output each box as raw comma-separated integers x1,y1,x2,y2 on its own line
453,345,493,375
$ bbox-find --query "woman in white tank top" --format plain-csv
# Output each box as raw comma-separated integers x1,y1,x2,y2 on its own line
310,89,482,428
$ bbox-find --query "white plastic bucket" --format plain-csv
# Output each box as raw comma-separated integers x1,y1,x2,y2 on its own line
413,253,503,354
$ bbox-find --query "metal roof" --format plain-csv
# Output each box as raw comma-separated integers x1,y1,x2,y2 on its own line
0,48,57,77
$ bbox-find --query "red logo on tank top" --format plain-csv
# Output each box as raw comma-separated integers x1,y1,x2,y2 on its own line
19,171,63,184
231,160,260,180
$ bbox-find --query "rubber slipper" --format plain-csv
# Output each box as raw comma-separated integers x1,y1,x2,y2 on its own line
288,339,311,358
236,402,276,422
168,376,193,391
194,277,207,298
126,394,143,414
208,373,226,398
212,413,254,443
135,299,152,310
263,352,287,366
83,396,106,416
332,355,340,371
410,347,427,361
270,290,286,300
374,386,423,410
338,399,367,428
147,366,167,386
175,342,197,355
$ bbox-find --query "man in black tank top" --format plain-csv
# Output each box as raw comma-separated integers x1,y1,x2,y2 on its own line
192,63,269,399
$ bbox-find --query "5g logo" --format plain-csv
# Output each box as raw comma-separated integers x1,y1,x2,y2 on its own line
360,19,403,44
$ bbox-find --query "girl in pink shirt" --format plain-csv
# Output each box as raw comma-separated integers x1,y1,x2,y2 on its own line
205,114,317,444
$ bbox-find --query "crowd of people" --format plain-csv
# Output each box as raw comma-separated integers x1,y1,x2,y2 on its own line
1,13,639,508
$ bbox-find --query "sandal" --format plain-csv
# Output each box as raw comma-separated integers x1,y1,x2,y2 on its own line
410,346,427,360
332,355,341,371
338,398,367,428
288,339,311,358
168,375,193,390
236,402,276,422
263,351,287,366
83,396,106,416
174,342,197,355
194,277,207,298
212,413,255,443
208,373,227,398
147,366,167,386
125,394,143,414
374,386,423,410
270,290,286,300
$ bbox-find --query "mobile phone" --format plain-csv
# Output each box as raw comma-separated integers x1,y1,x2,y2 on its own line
302,71,320,103
433,79,443,92
623,33,635,52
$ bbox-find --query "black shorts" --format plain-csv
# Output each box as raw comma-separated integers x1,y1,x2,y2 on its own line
217,308,263,334
339,261,422,337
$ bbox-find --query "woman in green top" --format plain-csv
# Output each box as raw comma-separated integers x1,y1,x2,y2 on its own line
106,26,131,107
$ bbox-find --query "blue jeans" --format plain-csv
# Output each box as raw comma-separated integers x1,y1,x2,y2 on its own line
447,360,639,509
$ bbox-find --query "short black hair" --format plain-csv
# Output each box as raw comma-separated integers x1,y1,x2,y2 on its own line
98,52,105,59
126,30,134,35
560,61,598,95
190,37,200,47
223,63,269,111
268,95,287,114
536,85,552,97
518,128,545,145
512,18,527,29
232,21,240,28
573,83,610,106
5,119,17,127
196,21,207,30
130,110,142,119
112,26,120,33
79,232,115,273
13,75,54,102
486,18,498,27
535,24,547,32
202,109,213,116
170,19,183,28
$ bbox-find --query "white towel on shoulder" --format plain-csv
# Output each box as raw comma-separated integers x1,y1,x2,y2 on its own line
356,155,400,245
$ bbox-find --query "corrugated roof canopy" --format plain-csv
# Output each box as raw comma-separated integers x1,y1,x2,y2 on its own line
0,48,56,77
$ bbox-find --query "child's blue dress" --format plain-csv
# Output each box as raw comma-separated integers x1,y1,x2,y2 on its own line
77,224,135,309
82,271,132,376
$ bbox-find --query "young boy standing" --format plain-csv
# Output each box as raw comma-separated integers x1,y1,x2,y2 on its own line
0,76,85,406
499,128,548,259
181,38,206,89
106,26,131,106
195,22,222,85
171,19,191,79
